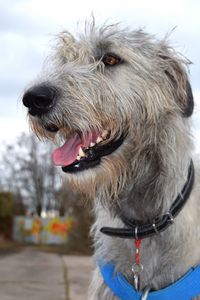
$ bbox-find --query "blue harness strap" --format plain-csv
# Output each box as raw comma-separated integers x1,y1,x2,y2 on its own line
99,263,200,300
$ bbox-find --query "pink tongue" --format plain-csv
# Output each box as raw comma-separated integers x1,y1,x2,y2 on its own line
52,133,82,166
52,131,99,167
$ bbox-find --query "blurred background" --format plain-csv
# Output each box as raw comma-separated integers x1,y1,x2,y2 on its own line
0,1,199,299
0,0,200,252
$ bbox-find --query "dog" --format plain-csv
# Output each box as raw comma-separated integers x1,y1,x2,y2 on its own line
22,21,200,299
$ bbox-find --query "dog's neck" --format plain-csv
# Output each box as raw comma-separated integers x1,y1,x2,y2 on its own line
115,126,193,222
116,158,191,221
101,160,194,240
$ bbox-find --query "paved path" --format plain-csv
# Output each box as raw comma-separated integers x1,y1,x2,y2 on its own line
0,248,93,300
62,256,93,300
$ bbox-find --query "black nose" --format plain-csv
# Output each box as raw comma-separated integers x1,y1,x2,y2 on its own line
22,86,57,116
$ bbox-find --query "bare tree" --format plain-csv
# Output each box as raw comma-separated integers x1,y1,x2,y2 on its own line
0,133,61,214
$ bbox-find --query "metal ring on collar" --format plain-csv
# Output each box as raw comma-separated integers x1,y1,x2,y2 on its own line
166,212,174,224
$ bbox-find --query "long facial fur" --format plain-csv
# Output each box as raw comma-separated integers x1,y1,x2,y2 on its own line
27,23,192,200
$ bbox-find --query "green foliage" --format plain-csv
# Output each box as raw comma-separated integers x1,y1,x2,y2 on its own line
0,192,14,217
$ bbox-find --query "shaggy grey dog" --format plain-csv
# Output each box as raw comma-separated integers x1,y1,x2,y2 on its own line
22,21,200,299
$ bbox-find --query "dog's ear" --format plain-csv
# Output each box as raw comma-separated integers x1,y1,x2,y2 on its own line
184,80,194,117
159,54,194,117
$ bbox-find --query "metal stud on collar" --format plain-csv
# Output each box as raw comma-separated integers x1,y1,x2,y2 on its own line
152,221,159,235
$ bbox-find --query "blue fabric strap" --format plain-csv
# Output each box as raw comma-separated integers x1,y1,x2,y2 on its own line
99,263,200,300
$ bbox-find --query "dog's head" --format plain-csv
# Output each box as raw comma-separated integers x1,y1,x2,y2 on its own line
22,22,194,199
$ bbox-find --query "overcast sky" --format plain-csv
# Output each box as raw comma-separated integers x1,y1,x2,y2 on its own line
0,0,199,150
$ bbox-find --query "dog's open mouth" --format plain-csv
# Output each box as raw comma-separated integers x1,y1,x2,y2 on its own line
52,129,125,173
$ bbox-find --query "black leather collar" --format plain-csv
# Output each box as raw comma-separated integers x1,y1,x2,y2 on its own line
100,160,195,239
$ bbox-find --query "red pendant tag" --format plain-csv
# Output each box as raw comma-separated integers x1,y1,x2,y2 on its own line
132,239,143,291
135,239,142,265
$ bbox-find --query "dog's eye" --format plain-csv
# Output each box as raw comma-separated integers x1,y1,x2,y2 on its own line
102,53,122,66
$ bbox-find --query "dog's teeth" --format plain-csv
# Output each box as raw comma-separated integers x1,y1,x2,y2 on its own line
79,147,86,157
96,136,103,144
102,130,109,139
76,155,81,161
90,142,95,147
